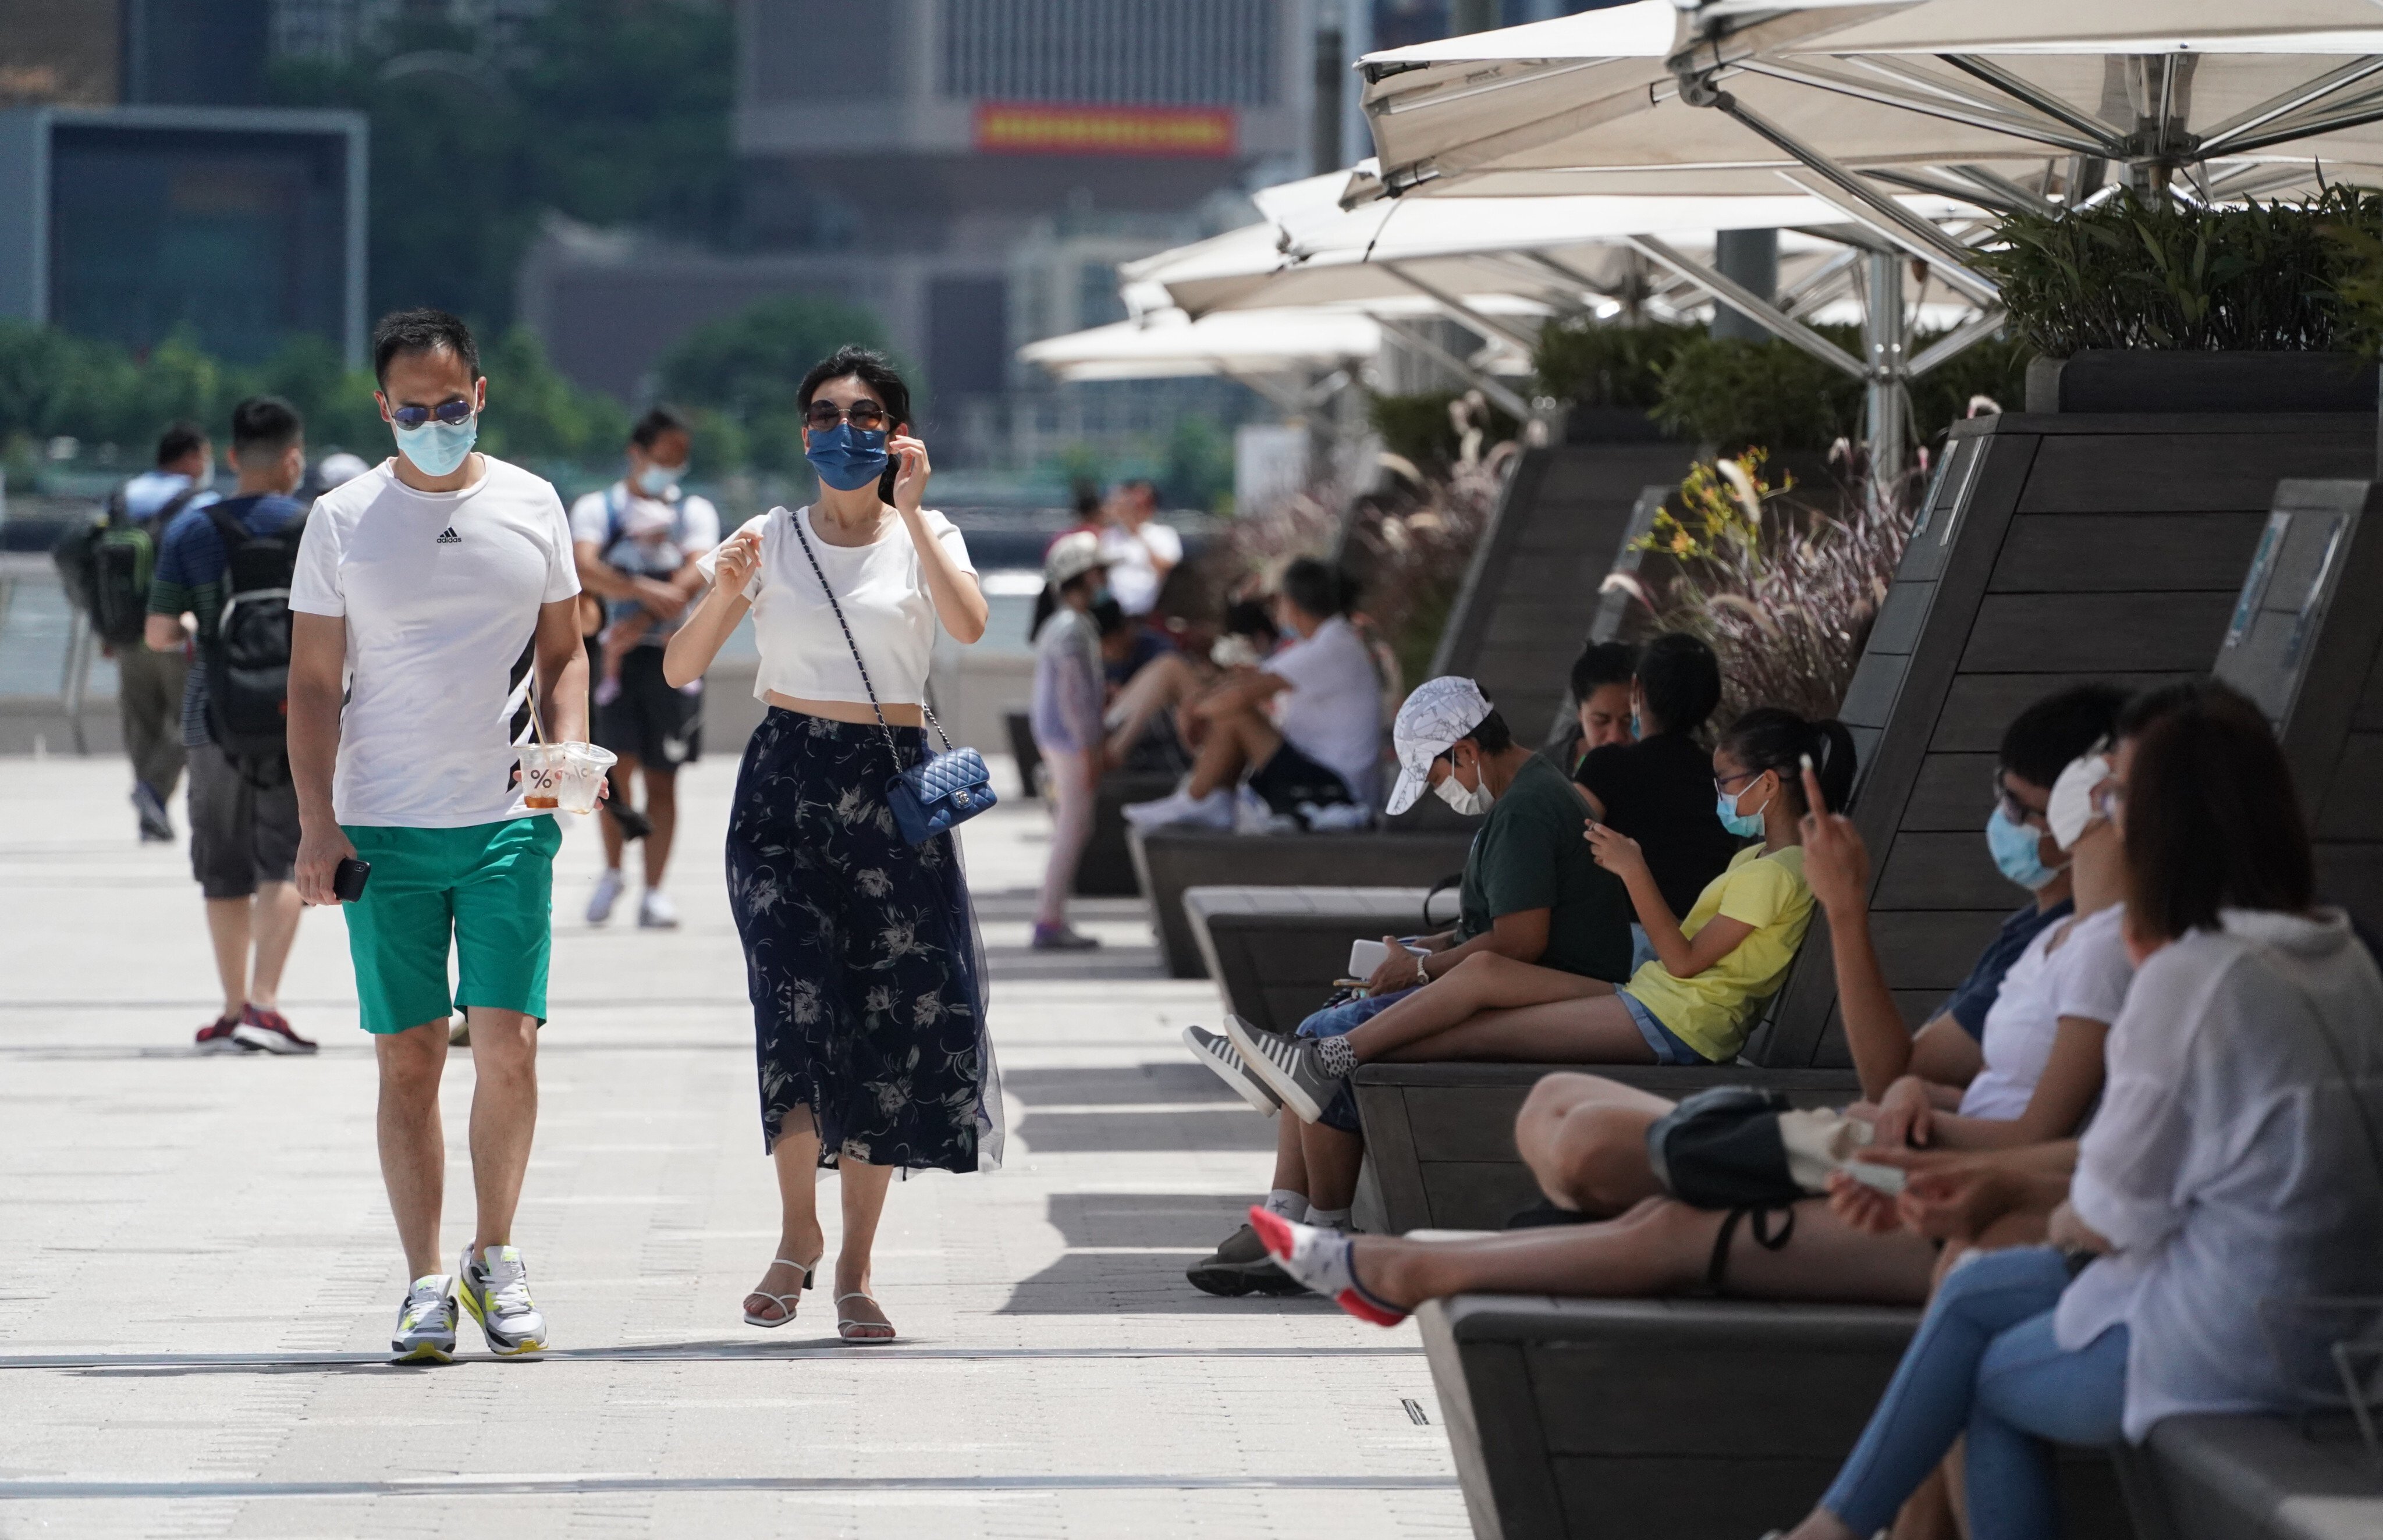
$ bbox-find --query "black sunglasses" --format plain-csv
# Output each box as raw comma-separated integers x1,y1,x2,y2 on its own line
1991,772,2048,828
805,400,889,432
388,396,475,431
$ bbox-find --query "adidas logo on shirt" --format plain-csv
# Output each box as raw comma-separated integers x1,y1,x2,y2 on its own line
436,527,461,545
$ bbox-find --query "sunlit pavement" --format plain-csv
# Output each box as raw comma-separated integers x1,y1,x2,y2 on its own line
0,753,1461,1538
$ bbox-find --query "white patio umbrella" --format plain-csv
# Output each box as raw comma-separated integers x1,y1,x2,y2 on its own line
1018,308,1380,386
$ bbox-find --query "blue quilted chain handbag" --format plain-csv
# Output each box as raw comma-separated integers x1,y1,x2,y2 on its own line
790,511,997,845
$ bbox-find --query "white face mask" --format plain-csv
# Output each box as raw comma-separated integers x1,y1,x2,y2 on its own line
1432,755,1495,817
2047,752,2111,852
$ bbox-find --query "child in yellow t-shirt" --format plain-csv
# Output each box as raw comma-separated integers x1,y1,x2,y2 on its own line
1247,709,1854,1126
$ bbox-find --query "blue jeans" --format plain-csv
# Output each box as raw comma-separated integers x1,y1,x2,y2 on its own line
1294,986,1420,1133
1820,1246,2129,1539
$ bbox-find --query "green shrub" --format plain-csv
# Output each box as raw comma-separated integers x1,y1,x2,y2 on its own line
1979,187,2383,355
1653,330,1862,454
1531,316,1703,410
1368,390,1518,468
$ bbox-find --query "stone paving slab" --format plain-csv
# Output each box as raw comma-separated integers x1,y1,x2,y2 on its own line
0,757,1462,1538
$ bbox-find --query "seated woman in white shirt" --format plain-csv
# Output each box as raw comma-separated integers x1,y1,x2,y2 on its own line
1124,557,1382,829
1774,678,2383,1540
665,347,995,1346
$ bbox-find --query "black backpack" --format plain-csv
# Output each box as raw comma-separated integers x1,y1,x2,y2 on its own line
201,503,307,785
63,483,201,646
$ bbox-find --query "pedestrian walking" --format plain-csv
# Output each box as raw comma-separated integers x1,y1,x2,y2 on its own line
74,422,219,840
286,309,590,1364
1027,530,1111,951
568,405,719,929
665,346,997,1343
145,396,315,1054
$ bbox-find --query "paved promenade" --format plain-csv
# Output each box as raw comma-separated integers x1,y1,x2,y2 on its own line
0,755,1462,1538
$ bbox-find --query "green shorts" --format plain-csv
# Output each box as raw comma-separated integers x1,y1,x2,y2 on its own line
341,817,563,1034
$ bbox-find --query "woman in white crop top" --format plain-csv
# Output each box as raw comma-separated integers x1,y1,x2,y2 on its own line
666,348,995,1345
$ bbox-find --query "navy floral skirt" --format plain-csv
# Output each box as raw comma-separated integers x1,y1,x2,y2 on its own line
726,709,1001,1173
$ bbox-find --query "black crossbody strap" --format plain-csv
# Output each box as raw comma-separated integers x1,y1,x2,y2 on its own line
787,508,957,764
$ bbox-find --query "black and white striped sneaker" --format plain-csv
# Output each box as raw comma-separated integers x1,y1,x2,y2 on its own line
1226,1016,1343,1125
1183,1022,1280,1114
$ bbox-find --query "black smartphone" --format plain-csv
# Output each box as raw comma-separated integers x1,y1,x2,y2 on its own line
332,857,372,903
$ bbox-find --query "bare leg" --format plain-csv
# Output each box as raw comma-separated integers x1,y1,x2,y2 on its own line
247,881,301,1011
598,751,646,873
834,1158,896,1332
1514,1073,1676,1215
1343,951,1613,1064
463,1006,538,1254
1300,1123,1366,1212
375,1019,449,1279
1354,1195,1937,1311
641,765,677,890
203,896,253,1020
747,1108,827,1323
1103,652,1200,756
1184,710,1283,800
1270,1111,1309,1196
1890,1463,1961,1540
1373,994,1656,1067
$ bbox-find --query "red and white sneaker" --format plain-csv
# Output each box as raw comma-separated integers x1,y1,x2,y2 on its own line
1246,1206,1409,1327
194,1016,247,1054
232,1005,318,1055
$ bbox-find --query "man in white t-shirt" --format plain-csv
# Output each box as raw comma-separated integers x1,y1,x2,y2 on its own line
568,406,720,930
1125,556,1383,829
1095,478,1180,617
286,309,589,1367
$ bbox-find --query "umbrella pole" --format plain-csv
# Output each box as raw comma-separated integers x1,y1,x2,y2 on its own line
1863,251,1907,485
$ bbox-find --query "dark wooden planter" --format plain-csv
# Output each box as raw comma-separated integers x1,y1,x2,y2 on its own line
2026,349,2377,415
1424,1295,2132,1540
2214,478,2383,936
1765,408,2375,1060
1432,438,1696,745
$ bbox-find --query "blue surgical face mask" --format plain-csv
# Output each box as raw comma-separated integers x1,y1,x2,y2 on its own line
1716,777,1768,838
393,413,476,478
1629,710,1642,740
804,422,889,493
1986,804,2061,892
634,460,681,496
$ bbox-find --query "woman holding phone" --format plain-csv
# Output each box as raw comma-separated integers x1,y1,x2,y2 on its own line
665,346,996,1343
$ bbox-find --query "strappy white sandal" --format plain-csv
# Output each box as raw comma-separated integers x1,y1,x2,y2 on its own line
835,1291,896,1343
741,1256,818,1329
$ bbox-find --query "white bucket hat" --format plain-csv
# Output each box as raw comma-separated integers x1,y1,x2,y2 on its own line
1386,676,1494,816
1043,530,1107,588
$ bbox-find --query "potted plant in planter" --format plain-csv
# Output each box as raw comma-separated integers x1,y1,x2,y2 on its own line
1529,315,1701,442
1981,186,2383,413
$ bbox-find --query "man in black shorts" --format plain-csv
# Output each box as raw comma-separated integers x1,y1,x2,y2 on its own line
568,407,719,928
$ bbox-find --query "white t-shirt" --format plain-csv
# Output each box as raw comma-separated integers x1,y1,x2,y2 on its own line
698,506,975,708
1097,519,1182,616
289,457,580,827
1262,614,1383,805
1958,901,2134,1121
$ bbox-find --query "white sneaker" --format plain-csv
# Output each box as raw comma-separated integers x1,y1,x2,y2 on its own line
638,888,680,929
1122,787,1234,830
586,869,626,925
391,1274,457,1363
457,1244,547,1356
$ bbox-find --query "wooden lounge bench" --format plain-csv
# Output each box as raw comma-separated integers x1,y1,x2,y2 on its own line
1422,1293,2132,1539
2123,1414,2383,1540
1128,826,1475,979
1184,885,1442,1036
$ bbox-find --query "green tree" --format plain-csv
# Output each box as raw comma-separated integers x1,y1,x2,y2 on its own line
658,295,896,474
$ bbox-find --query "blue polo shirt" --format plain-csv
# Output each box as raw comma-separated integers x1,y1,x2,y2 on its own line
1940,897,2076,1040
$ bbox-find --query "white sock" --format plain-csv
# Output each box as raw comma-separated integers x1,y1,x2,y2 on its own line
1262,1189,1306,1219
1305,1205,1352,1230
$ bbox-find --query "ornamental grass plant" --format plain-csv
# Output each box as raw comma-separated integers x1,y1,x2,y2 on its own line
1612,446,1920,723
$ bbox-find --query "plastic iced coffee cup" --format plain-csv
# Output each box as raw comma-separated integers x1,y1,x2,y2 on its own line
553,742,617,814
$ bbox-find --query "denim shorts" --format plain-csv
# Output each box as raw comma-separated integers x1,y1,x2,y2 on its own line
1618,988,1709,1065
1294,985,1420,1133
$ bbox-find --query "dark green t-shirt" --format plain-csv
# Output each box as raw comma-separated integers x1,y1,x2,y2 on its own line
1457,751,1634,981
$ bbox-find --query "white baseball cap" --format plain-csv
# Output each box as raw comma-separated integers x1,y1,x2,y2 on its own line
1386,676,1494,816
1043,529,1108,588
